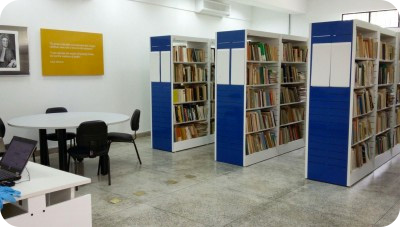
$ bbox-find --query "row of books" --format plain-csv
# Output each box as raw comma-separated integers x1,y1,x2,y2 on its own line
353,89,374,117
174,104,208,124
377,89,392,110
174,64,207,83
246,131,277,155
280,87,301,104
173,46,206,63
376,111,390,133
380,42,395,61
397,109,400,125
173,85,207,103
355,61,374,88
279,124,303,145
378,64,394,85
282,43,307,62
246,110,276,133
174,122,208,142
210,84,214,101
376,133,391,155
247,42,279,62
395,127,400,145
246,88,276,109
352,117,373,145
356,34,377,59
351,142,371,171
280,107,304,125
247,65,278,85
281,65,305,83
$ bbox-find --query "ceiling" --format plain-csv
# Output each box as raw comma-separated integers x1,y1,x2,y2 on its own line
227,0,307,14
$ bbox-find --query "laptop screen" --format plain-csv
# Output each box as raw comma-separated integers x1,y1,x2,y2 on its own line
1,137,37,173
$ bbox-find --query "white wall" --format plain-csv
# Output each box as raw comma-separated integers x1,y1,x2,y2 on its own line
251,7,290,34
0,0,255,145
291,0,396,37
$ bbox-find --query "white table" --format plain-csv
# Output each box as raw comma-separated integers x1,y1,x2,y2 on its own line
1,161,92,227
8,112,129,171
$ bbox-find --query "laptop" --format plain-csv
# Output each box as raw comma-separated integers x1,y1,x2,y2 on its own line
0,136,37,182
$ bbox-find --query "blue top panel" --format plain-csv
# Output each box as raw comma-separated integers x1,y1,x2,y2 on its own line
151,36,171,52
312,20,353,44
217,30,245,49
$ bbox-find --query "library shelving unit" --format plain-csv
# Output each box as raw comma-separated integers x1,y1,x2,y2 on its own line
210,41,216,135
215,29,308,166
150,35,214,152
306,20,399,187
394,34,400,157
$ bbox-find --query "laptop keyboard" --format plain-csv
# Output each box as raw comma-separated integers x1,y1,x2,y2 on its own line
0,169,15,180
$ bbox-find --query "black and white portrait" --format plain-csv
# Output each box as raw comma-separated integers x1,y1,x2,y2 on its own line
0,31,19,70
0,26,29,75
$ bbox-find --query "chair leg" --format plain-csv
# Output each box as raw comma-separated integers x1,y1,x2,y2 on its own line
132,140,142,165
32,148,36,163
107,155,111,186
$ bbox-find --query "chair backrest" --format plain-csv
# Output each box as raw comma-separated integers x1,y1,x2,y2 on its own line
46,107,68,114
130,109,140,132
0,118,5,138
76,121,108,157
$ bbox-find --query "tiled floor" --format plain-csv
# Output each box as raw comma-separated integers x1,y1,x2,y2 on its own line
44,136,400,226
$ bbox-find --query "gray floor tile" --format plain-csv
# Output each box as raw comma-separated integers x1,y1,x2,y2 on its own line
375,200,400,226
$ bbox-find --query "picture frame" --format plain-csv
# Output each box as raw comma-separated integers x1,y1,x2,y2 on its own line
0,25,29,75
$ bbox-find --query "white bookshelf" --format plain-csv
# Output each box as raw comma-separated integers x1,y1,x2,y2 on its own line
215,29,308,166
150,35,214,152
306,20,399,187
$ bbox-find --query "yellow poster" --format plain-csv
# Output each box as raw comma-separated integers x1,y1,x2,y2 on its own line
41,28,104,76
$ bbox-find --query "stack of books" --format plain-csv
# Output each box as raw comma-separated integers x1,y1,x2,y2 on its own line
282,43,308,62
376,111,390,133
246,110,276,133
376,133,391,155
280,107,304,125
247,65,277,85
380,42,395,60
174,64,207,83
173,85,207,103
352,118,372,144
353,89,374,116
174,104,208,123
378,64,394,85
280,87,301,104
247,42,279,61
351,142,371,170
173,46,205,62
355,61,374,87
246,131,277,155
279,124,303,144
377,89,390,110
281,65,305,83
246,88,276,109
356,34,377,59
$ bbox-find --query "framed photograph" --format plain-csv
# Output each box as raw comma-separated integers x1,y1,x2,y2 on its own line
0,26,29,75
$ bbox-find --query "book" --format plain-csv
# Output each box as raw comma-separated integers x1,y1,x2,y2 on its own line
395,127,400,145
352,117,372,144
174,64,207,83
281,65,306,83
376,133,391,155
246,131,277,155
173,46,205,62
280,106,304,125
351,142,371,171
376,111,390,133
174,104,208,124
352,89,374,117
356,34,377,59
280,87,301,104
378,64,394,85
279,124,303,145
377,88,393,110
174,123,208,142
282,43,308,62
380,42,395,60
246,110,276,133
247,64,278,85
246,88,276,109
247,42,279,61
173,85,207,103
355,61,374,87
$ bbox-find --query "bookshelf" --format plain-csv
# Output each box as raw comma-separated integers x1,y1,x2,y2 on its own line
150,35,214,152
215,30,308,166
306,20,399,187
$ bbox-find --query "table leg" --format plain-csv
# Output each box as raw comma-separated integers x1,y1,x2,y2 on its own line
39,129,50,166
57,129,68,171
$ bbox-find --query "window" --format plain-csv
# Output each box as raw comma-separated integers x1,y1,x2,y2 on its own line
342,9,399,28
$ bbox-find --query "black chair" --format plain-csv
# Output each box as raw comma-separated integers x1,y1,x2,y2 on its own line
0,118,37,162
108,109,142,165
46,107,76,147
67,121,111,185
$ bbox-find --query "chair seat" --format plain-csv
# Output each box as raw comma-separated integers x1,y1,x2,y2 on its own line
108,132,133,143
68,146,108,159
47,132,76,141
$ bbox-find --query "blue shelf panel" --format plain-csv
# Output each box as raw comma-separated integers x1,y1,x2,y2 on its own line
311,21,353,44
216,84,244,166
217,30,245,49
151,36,171,52
152,82,172,152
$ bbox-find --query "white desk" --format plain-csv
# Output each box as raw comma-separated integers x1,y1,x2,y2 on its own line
8,112,129,171
1,162,92,227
